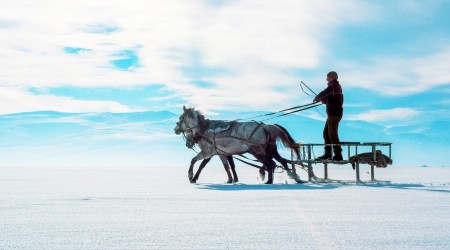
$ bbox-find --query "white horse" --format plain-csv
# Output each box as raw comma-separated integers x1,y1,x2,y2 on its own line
174,106,301,184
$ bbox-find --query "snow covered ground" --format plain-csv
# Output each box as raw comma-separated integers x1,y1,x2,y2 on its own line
1,165,449,249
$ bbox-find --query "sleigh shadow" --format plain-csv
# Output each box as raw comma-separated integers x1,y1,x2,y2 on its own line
196,182,450,193
360,182,450,194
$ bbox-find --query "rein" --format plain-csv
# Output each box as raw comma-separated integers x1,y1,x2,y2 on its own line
236,101,321,122
300,81,317,96
260,103,322,122
233,81,322,122
300,81,325,118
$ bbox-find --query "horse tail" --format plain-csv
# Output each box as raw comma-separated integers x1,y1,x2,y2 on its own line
269,124,301,158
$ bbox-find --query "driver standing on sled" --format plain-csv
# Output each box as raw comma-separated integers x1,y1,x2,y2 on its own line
313,71,344,161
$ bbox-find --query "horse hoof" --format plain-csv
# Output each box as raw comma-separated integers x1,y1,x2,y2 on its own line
264,180,273,184
259,173,265,181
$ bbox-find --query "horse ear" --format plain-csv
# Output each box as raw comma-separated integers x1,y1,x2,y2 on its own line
183,105,187,111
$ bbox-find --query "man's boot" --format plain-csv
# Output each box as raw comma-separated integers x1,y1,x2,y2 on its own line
316,146,331,160
333,146,343,161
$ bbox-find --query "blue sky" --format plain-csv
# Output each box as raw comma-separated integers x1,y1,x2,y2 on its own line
0,0,449,129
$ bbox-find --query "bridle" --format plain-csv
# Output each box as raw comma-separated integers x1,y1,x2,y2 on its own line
177,110,201,137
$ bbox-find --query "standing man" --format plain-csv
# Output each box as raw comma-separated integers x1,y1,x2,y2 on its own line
313,71,344,160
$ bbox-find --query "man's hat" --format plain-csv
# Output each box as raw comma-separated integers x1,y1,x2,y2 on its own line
327,71,338,80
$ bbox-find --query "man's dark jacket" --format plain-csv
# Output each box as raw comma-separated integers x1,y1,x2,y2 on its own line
313,80,344,116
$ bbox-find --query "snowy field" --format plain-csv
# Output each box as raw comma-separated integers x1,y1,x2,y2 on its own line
1,165,449,249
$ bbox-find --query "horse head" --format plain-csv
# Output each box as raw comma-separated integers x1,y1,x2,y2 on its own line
174,120,183,135
174,105,204,145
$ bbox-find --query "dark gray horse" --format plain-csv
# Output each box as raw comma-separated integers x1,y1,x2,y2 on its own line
174,106,301,184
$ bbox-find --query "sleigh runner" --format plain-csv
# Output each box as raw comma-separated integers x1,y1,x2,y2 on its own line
291,142,393,183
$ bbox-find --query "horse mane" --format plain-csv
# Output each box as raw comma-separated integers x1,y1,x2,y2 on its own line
186,107,206,124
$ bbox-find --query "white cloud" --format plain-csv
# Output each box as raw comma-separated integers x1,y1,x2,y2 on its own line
347,108,420,122
342,45,450,96
0,87,132,114
0,0,372,113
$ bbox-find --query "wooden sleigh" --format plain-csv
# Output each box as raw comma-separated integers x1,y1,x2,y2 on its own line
291,142,393,183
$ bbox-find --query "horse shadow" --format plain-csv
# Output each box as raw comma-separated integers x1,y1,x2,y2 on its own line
195,182,339,191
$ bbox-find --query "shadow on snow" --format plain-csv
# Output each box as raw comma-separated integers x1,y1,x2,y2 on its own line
360,182,450,194
195,183,338,191
195,182,450,193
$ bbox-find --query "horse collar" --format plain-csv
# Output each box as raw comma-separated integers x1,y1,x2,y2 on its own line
201,119,211,134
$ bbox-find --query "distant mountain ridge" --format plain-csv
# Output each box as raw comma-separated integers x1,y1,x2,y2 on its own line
0,110,447,167
0,110,177,121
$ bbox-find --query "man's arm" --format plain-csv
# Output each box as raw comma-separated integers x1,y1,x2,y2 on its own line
313,85,333,103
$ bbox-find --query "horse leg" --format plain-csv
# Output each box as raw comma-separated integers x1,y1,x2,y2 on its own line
271,146,295,172
219,156,233,184
266,144,290,172
265,143,300,183
189,153,209,183
259,165,266,181
274,154,303,183
249,146,271,182
253,154,275,184
227,155,238,183
265,160,276,184
188,158,197,182
191,158,211,183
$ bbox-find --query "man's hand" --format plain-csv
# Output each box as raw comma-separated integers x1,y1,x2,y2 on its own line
313,96,326,104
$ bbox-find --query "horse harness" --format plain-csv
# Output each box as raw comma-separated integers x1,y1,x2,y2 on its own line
190,120,269,155
179,109,272,155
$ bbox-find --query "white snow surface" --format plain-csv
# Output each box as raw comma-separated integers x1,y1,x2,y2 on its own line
1,165,449,249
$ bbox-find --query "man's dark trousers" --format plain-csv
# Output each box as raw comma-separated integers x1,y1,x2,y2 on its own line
323,115,342,157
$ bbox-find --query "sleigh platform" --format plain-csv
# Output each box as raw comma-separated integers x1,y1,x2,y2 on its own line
291,142,393,183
